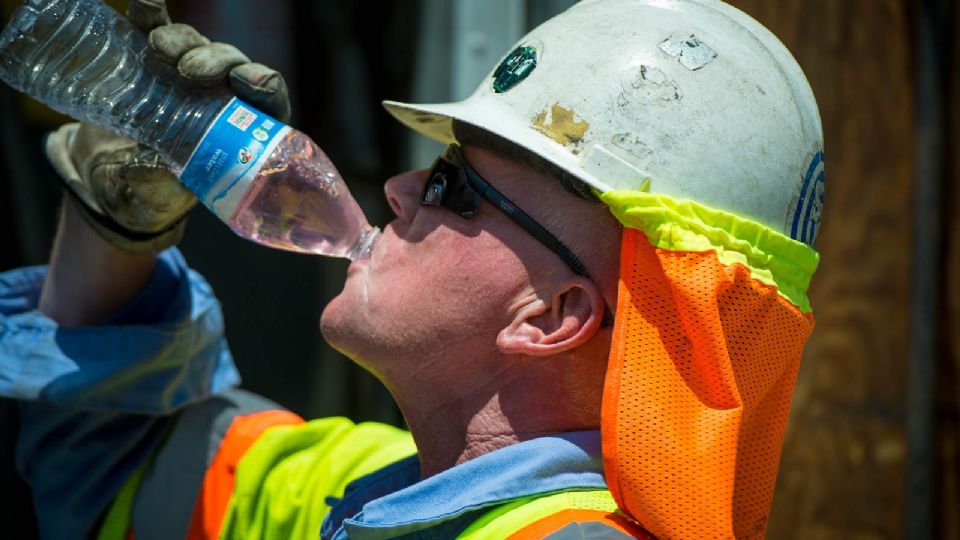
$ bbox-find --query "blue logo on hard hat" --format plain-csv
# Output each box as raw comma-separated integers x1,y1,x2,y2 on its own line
492,45,538,93
790,151,825,247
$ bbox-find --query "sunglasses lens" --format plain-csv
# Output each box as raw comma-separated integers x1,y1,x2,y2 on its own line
423,156,481,218
422,171,447,206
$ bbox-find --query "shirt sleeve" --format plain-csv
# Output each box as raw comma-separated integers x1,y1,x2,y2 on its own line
0,247,239,412
0,247,241,540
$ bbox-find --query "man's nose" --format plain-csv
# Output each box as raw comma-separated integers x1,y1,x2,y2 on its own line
384,169,427,221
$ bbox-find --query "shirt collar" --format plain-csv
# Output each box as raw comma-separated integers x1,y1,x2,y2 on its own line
322,430,606,540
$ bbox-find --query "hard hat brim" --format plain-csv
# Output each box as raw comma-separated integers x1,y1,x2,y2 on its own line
382,100,458,146
382,99,617,194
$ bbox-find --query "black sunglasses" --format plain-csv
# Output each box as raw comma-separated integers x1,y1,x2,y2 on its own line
423,145,613,328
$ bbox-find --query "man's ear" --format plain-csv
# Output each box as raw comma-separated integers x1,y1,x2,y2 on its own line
497,277,605,356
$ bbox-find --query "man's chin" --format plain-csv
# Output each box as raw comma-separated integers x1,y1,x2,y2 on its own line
319,293,349,348
319,291,370,361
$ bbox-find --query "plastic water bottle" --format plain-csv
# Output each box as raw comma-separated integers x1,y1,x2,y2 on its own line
0,0,378,260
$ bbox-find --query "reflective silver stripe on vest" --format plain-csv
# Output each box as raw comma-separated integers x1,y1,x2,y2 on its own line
131,388,286,540
544,521,638,540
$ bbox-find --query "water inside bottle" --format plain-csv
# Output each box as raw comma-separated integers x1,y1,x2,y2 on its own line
227,129,378,260
0,0,378,260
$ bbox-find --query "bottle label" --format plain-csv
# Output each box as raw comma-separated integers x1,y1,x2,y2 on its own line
180,97,290,221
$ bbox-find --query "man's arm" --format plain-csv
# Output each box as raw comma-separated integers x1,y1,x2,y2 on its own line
5,230,238,539
38,197,158,327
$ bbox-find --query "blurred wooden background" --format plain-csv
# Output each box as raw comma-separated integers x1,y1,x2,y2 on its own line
728,1,959,538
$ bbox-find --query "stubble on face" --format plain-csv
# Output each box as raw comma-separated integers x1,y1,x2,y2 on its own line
319,170,531,384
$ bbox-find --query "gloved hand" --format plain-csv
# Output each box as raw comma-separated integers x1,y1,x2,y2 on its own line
45,0,292,254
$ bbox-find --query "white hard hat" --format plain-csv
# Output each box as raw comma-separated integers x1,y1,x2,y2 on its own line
384,0,825,246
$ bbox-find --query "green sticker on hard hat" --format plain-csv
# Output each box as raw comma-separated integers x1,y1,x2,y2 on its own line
492,45,538,93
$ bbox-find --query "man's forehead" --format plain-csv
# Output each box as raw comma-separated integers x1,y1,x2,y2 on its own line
454,120,601,205
461,144,567,206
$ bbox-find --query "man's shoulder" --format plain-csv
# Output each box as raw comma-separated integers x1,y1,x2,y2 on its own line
135,391,416,539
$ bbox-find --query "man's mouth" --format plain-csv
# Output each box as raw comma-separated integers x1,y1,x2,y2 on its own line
347,257,369,275
347,230,380,275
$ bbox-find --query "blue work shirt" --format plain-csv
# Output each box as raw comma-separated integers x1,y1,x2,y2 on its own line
0,248,237,411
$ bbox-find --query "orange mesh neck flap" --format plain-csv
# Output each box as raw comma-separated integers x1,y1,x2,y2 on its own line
602,227,814,539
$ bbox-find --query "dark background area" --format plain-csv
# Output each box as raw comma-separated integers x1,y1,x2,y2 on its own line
0,0,577,537
1,1,959,539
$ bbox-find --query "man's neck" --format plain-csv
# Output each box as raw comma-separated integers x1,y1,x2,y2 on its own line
396,361,601,479
407,395,533,478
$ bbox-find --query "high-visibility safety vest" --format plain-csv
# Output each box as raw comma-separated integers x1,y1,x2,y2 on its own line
94,388,652,540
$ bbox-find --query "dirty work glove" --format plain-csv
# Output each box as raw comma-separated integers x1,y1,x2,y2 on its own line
45,0,291,254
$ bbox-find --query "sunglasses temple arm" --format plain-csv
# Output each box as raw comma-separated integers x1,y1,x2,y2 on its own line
466,162,615,329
